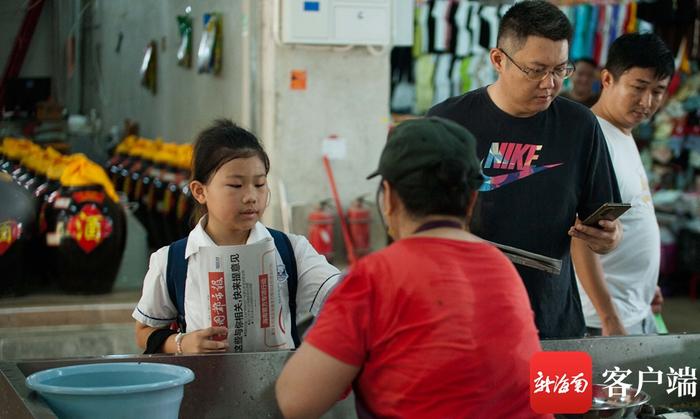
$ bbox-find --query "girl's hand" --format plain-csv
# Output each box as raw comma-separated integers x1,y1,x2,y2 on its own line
180,327,229,353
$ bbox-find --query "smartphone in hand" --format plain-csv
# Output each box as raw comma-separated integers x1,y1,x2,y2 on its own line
582,203,631,227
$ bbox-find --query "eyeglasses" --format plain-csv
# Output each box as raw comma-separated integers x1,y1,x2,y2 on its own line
499,48,575,82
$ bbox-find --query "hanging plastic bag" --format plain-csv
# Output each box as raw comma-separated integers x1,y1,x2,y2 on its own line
197,13,222,74
140,41,157,94
177,15,193,68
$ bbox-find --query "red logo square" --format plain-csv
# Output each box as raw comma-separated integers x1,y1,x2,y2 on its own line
530,351,592,414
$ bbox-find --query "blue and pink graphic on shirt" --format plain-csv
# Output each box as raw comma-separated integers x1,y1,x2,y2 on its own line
480,142,563,192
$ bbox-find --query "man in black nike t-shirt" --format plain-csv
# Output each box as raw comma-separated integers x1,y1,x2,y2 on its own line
428,0,622,339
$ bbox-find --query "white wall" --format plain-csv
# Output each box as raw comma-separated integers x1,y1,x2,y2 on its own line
258,3,390,254
82,0,252,142
268,46,389,229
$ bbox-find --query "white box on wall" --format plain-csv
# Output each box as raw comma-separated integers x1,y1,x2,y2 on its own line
281,0,393,46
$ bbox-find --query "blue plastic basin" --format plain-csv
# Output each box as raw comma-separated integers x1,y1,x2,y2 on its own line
25,362,195,419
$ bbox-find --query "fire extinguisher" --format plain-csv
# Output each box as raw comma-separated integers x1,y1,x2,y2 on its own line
347,195,371,257
308,200,334,261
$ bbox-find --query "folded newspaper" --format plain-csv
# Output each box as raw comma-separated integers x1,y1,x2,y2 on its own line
487,241,562,275
198,238,294,353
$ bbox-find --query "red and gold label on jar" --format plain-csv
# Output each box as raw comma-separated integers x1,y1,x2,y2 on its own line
0,220,21,256
72,190,105,204
66,204,113,253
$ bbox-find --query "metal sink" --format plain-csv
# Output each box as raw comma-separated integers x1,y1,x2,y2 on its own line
1,334,698,418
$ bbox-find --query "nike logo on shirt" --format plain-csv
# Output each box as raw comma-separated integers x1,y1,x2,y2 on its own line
479,142,563,192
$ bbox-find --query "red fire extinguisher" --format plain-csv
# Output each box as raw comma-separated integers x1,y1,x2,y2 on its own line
347,196,371,257
308,200,334,261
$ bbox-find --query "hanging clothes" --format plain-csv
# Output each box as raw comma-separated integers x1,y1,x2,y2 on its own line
572,5,592,61
413,3,423,57
414,54,437,114
480,5,500,50
586,5,599,59
469,2,486,56
454,0,472,57
560,5,575,25
626,2,638,33
598,5,613,64
390,47,414,114
608,5,621,52
433,53,455,106
460,56,473,94
614,4,627,41
593,6,606,64
391,80,416,114
451,57,463,97
432,0,453,52
468,52,494,90
417,1,431,56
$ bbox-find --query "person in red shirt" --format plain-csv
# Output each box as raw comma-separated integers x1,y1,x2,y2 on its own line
276,117,549,419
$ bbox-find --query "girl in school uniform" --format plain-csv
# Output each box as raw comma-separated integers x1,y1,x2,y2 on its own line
133,119,340,354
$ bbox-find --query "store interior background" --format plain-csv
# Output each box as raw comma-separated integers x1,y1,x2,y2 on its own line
0,0,698,360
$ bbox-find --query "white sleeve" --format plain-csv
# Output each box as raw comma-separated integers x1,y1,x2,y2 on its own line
597,120,617,163
132,246,178,328
288,234,342,317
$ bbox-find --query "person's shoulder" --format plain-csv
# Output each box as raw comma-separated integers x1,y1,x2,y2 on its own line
344,245,397,280
144,245,171,279
278,231,311,253
255,225,300,252
427,88,484,118
594,116,631,149
594,115,622,136
150,245,171,263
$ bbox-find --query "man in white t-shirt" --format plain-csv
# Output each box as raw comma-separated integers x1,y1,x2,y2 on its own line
572,33,674,335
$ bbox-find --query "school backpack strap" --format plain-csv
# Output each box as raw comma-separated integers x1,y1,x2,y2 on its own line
267,228,301,348
143,238,188,354
166,237,189,333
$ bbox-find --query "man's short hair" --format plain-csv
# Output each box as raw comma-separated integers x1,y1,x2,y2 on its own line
497,0,573,51
605,33,674,81
575,58,598,68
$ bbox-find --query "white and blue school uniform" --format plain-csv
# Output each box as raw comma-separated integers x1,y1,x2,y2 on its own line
133,216,341,348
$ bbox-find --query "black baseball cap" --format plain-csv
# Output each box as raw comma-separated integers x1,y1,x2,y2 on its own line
367,117,483,189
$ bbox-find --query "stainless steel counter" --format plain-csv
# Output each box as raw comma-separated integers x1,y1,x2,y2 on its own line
1,334,698,418
541,334,700,405
0,351,356,419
